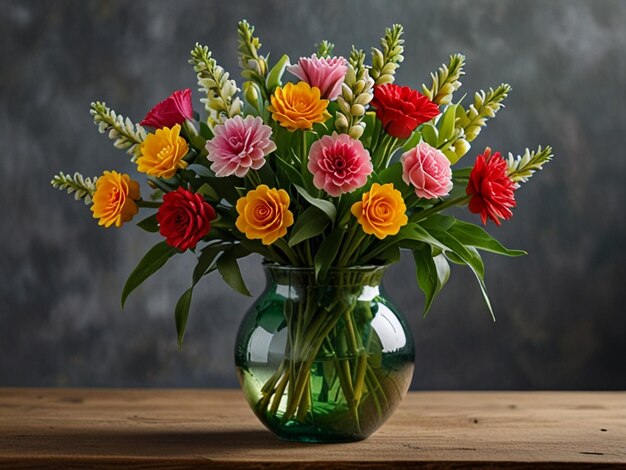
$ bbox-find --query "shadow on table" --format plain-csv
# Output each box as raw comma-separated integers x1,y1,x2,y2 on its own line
6,429,344,456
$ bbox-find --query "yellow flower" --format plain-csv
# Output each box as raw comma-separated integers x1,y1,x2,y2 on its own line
136,124,189,179
91,171,140,228
268,81,331,131
351,183,408,239
235,185,294,245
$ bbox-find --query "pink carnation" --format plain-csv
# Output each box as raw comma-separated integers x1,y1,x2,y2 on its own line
308,133,373,197
287,55,347,101
401,142,453,199
141,89,193,128
206,115,276,177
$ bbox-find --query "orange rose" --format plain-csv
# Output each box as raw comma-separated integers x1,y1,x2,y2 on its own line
91,171,140,228
136,124,189,179
351,183,408,239
235,185,294,245
268,82,331,131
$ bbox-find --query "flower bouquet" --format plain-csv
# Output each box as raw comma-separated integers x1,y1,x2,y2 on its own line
52,21,552,442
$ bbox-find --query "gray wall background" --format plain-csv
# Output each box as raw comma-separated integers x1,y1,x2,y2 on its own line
1,0,624,390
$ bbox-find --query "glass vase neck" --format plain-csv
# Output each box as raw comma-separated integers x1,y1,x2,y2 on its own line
263,264,388,287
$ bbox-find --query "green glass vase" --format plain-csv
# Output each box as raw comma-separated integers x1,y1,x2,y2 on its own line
235,264,415,443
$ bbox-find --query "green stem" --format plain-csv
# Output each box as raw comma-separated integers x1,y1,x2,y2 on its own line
411,195,471,223
274,239,301,265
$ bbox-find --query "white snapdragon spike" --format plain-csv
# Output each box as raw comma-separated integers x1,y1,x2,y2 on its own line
51,172,98,205
369,24,404,86
422,53,466,106
458,84,511,142
190,43,242,129
90,102,146,160
507,146,554,186
335,49,375,139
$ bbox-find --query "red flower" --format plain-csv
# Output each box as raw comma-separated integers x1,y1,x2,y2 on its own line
466,148,517,226
370,84,440,139
141,89,193,129
157,187,216,251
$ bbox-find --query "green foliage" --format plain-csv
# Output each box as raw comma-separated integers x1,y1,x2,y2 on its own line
507,146,554,185
189,43,242,128
90,101,146,160
369,24,404,86
51,171,98,205
289,207,330,247
316,40,334,58
422,53,465,106
216,246,251,296
413,246,450,316
265,54,291,94
121,242,179,307
175,287,193,348
136,214,159,233
314,228,345,280
294,185,337,223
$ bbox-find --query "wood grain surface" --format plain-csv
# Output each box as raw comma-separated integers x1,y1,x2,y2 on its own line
0,389,624,468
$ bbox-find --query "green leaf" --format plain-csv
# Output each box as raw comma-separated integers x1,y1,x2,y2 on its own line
186,164,213,177
437,104,458,145
121,242,178,307
205,176,242,204
452,167,472,180
193,243,225,284
216,248,251,296
136,214,159,233
430,230,494,321
420,214,456,232
420,123,438,147
401,130,422,151
196,182,219,201
266,54,290,92
372,244,401,264
449,220,526,257
199,121,214,140
413,246,450,316
274,154,304,188
293,184,337,223
288,206,330,246
175,287,193,348
377,162,405,188
314,228,344,280
396,223,449,252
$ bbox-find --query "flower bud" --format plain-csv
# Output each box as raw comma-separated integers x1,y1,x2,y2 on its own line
349,124,364,139
351,104,366,117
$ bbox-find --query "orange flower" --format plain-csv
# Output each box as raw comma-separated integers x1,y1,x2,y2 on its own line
136,124,189,179
235,185,294,245
351,183,408,239
268,81,331,131
91,171,140,228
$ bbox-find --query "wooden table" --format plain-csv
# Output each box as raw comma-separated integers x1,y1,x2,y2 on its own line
0,389,624,468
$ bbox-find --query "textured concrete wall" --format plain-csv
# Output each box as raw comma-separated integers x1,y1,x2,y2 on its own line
1,0,624,389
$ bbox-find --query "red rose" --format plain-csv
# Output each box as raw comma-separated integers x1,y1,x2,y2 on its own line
157,187,216,251
141,89,193,129
466,148,516,226
370,84,440,139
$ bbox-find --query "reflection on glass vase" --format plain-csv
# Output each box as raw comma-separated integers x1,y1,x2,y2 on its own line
235,264,415,443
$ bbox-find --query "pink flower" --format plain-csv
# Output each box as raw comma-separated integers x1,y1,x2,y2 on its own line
206,115,276,177
141,89,193,128
287,55,347,101
308,133,373,197
401,142,453,199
